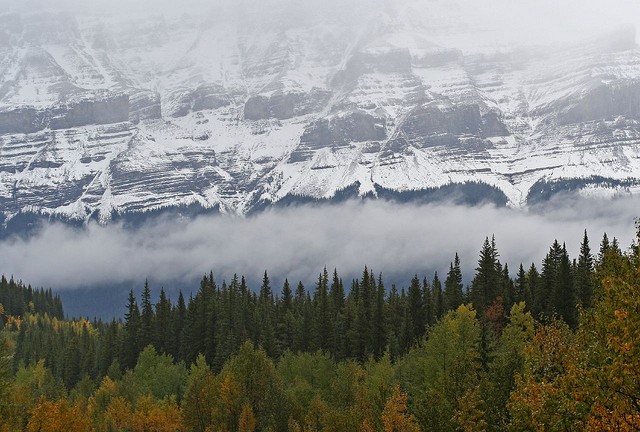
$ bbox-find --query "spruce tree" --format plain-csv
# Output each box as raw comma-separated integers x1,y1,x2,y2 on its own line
154,288,172,354
423,277,434,327
432,272,444,320
502,263,515,310
171,291,186,361
514,264,528,306
537,241,563,317
576,230,594,308
598,232,610,265
470,236,505,369
213,281,232,371
301,292,313,352
204,274,218,365
240,276,254,342
140,280,154,349
79,325,96,380
444,253,464,313
386,284,403,359
62,335,80,389
330,269,345,311
122,289,141,370
292,282,307,352
359,267,373,350
181,294,201,365
281,278,292,312
471,237,502,313
294,281,305,310
400,288,412,353
276,279,295,355
97,319,119,378
312,268,331,352
407,275,424,345
554,243,577,327
329,269,346,359
371,273,386,359
256,271,276,356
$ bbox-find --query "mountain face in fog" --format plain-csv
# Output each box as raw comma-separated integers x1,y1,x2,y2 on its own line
1,0,640,229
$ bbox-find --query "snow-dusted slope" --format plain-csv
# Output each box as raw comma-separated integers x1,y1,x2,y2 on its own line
1,1,640,226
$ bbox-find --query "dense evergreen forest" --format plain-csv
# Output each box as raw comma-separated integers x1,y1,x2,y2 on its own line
0,225,639,431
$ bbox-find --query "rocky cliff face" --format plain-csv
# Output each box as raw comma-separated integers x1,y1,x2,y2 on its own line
0,93,130,134
1,2,640,230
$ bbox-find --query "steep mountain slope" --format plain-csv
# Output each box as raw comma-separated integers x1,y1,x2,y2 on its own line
1,1,640,228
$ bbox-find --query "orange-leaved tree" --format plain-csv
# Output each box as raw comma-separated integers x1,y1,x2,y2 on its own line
381,384,420,432
27,398,93,432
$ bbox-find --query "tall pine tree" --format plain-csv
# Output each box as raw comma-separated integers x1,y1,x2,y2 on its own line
444,253,464,313
471,237,502,313
576,230,594,308
140,280,154,350
122,289,141,370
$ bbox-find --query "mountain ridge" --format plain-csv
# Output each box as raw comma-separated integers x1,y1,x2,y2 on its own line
1,3,640,229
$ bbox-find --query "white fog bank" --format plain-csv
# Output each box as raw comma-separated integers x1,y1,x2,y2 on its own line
1,196,638,290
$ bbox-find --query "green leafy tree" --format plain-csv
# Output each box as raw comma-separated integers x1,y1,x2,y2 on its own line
0,332,12,425
399,304,482,431
484,302,534,428
183,354,216,432
220,341,289,431
120,346,187,403
277,351,335,416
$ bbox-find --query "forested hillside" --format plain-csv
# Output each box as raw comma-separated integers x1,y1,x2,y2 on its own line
0,277,63,322
0,225,638,431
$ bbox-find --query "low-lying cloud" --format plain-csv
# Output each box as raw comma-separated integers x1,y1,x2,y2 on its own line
1,196,638,293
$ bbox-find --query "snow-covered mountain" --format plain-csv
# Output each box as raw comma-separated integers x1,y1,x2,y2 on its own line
2,0,640,229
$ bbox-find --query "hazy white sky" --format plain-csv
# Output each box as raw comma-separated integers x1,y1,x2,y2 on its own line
1,0,638,48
